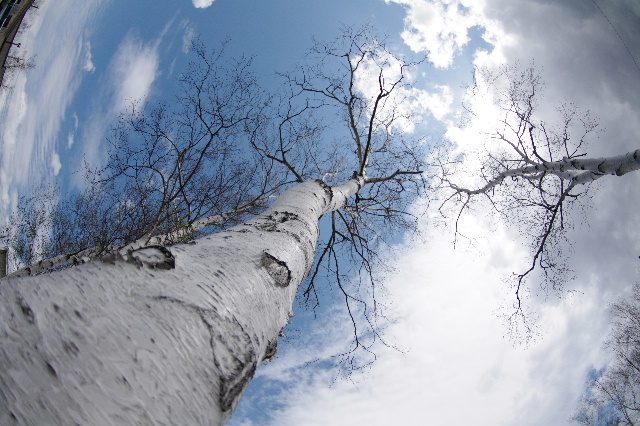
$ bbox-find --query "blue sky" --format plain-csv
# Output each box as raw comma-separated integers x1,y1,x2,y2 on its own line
2,1,640,425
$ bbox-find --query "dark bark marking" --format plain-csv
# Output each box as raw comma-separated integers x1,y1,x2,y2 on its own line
219,361,256,412
128,245,175,270
63,341,80,356
597,160,607,173
150,295,258,412
263,339,277,361
196,306,257,413
261,251,291,287
255,211,299,232
16,296,35,324
316,179,333,202
212,268,230,279
45,362,58,378
100,245,175,269
289,231,302,243
271,211,299,223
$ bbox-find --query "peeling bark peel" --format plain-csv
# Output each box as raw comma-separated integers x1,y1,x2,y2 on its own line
0,180,354,426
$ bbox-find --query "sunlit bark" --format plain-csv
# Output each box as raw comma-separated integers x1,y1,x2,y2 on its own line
451,148,640,195
0,179,362,426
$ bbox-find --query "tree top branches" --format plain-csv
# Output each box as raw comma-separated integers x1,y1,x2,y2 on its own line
435,63,639,342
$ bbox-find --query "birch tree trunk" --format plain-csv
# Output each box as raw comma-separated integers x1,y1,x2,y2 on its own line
0,178,363,426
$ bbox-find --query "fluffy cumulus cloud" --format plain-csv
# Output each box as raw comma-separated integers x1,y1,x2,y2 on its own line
385,0,507,68
352,49,454,133
192,0,215,8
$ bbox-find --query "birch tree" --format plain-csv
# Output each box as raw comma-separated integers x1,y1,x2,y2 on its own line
0,29,426,425
2,32,640,425
1,42,270,277
436,64,640,341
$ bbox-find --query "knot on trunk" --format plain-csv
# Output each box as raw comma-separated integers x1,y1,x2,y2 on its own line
261,251,291,287
119,245,176,270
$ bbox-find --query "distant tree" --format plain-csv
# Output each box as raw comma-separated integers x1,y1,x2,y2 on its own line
3,55,35,72
572,284,640,426
0,52,36,89
0,0,40,88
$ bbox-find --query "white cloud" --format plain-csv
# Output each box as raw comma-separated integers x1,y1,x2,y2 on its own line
83,40,96,73
67,112,78,148
386,0,487,68
412,83,452,121
352,49,454,133
182,22,197,53
192,0,215,8
75,32,164,176
51,152,62,176
233,216,611,426
0,0,103,217
109,35,160,113
0,24,37,215
385,0,516,70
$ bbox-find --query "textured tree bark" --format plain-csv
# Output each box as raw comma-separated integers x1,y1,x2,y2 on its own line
454,148,640,195
0,178,363,425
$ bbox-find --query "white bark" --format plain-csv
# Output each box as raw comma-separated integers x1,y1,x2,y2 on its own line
8,200,265,278
454,148,640,194
0,179,362,425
